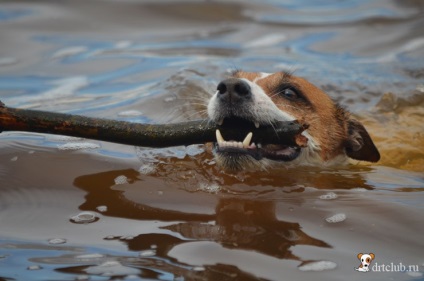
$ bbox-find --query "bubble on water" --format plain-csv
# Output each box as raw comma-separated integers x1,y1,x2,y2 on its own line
85,261,140,276
319,192,338,200
48,238,66,245
325,213,346,223
407,271,423,278
118,110,143,117
139,250,156,257
10,156,18,161
58,142,100,151
138,164,155,175
70,212,98,224
27,265,43,270
298,261,337,271
114,175,128,185
96,205,108,212
198,183,220,193
192,266,205,271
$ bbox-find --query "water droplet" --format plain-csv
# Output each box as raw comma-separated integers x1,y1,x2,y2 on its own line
325,213,346,223
114,175,128,185
139,250,156,257
70,212,98,224
319,192,338,200
96,205,107,212
48,238,66,245
27,265,42,270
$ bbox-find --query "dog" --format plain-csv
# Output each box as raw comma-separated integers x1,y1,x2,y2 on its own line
207,70,380,171
355,253,375,272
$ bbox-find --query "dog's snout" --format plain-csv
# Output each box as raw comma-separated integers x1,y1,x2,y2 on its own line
217,78,251,102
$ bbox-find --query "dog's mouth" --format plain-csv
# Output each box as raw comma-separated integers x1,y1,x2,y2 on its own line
214,117,302,162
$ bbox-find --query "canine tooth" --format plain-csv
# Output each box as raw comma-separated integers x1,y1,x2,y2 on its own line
242,132,253,147
254,122,260,128
216,129,225,143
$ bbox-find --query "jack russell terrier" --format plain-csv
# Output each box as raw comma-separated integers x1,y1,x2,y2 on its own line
207,70,380,171
355,253,375,272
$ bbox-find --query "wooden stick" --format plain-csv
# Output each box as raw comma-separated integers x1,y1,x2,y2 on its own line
0,101,308,148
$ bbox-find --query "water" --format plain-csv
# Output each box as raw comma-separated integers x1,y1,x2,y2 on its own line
0,1,423,280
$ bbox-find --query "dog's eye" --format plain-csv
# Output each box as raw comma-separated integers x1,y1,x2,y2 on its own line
281,88,298,99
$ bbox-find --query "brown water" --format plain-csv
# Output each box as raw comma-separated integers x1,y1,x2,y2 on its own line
0,1,423,280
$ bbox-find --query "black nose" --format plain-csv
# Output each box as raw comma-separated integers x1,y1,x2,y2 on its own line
216,78,251,102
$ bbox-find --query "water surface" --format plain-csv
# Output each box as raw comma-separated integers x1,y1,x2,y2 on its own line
0,1,423,280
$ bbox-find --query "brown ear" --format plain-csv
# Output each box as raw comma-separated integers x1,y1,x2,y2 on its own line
357,253,363,260
345,119,380,162
369,253,375,260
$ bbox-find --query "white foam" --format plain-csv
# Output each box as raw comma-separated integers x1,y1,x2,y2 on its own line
325,213,346,223
319,192,338,200
58,142,100,151
138,164,155,175
114,175,128,185
85,261,140,276
298,261,337,271
118,110,143,117
198,183,220,194
47,238,66,245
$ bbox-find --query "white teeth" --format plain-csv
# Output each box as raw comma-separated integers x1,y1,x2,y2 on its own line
254,122,260,128
216,131,254,149
242,132,253,147
216,129,224,143
217,118,224,126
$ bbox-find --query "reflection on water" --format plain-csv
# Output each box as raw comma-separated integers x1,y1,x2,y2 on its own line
0,0,424,280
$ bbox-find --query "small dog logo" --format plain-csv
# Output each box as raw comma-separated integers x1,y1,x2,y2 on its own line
355,253,375,272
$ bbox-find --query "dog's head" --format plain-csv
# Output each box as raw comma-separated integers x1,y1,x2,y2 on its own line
207,70,380,171
357,253,375,268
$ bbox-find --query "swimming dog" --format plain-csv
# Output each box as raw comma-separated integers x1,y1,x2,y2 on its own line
207,70,380,171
